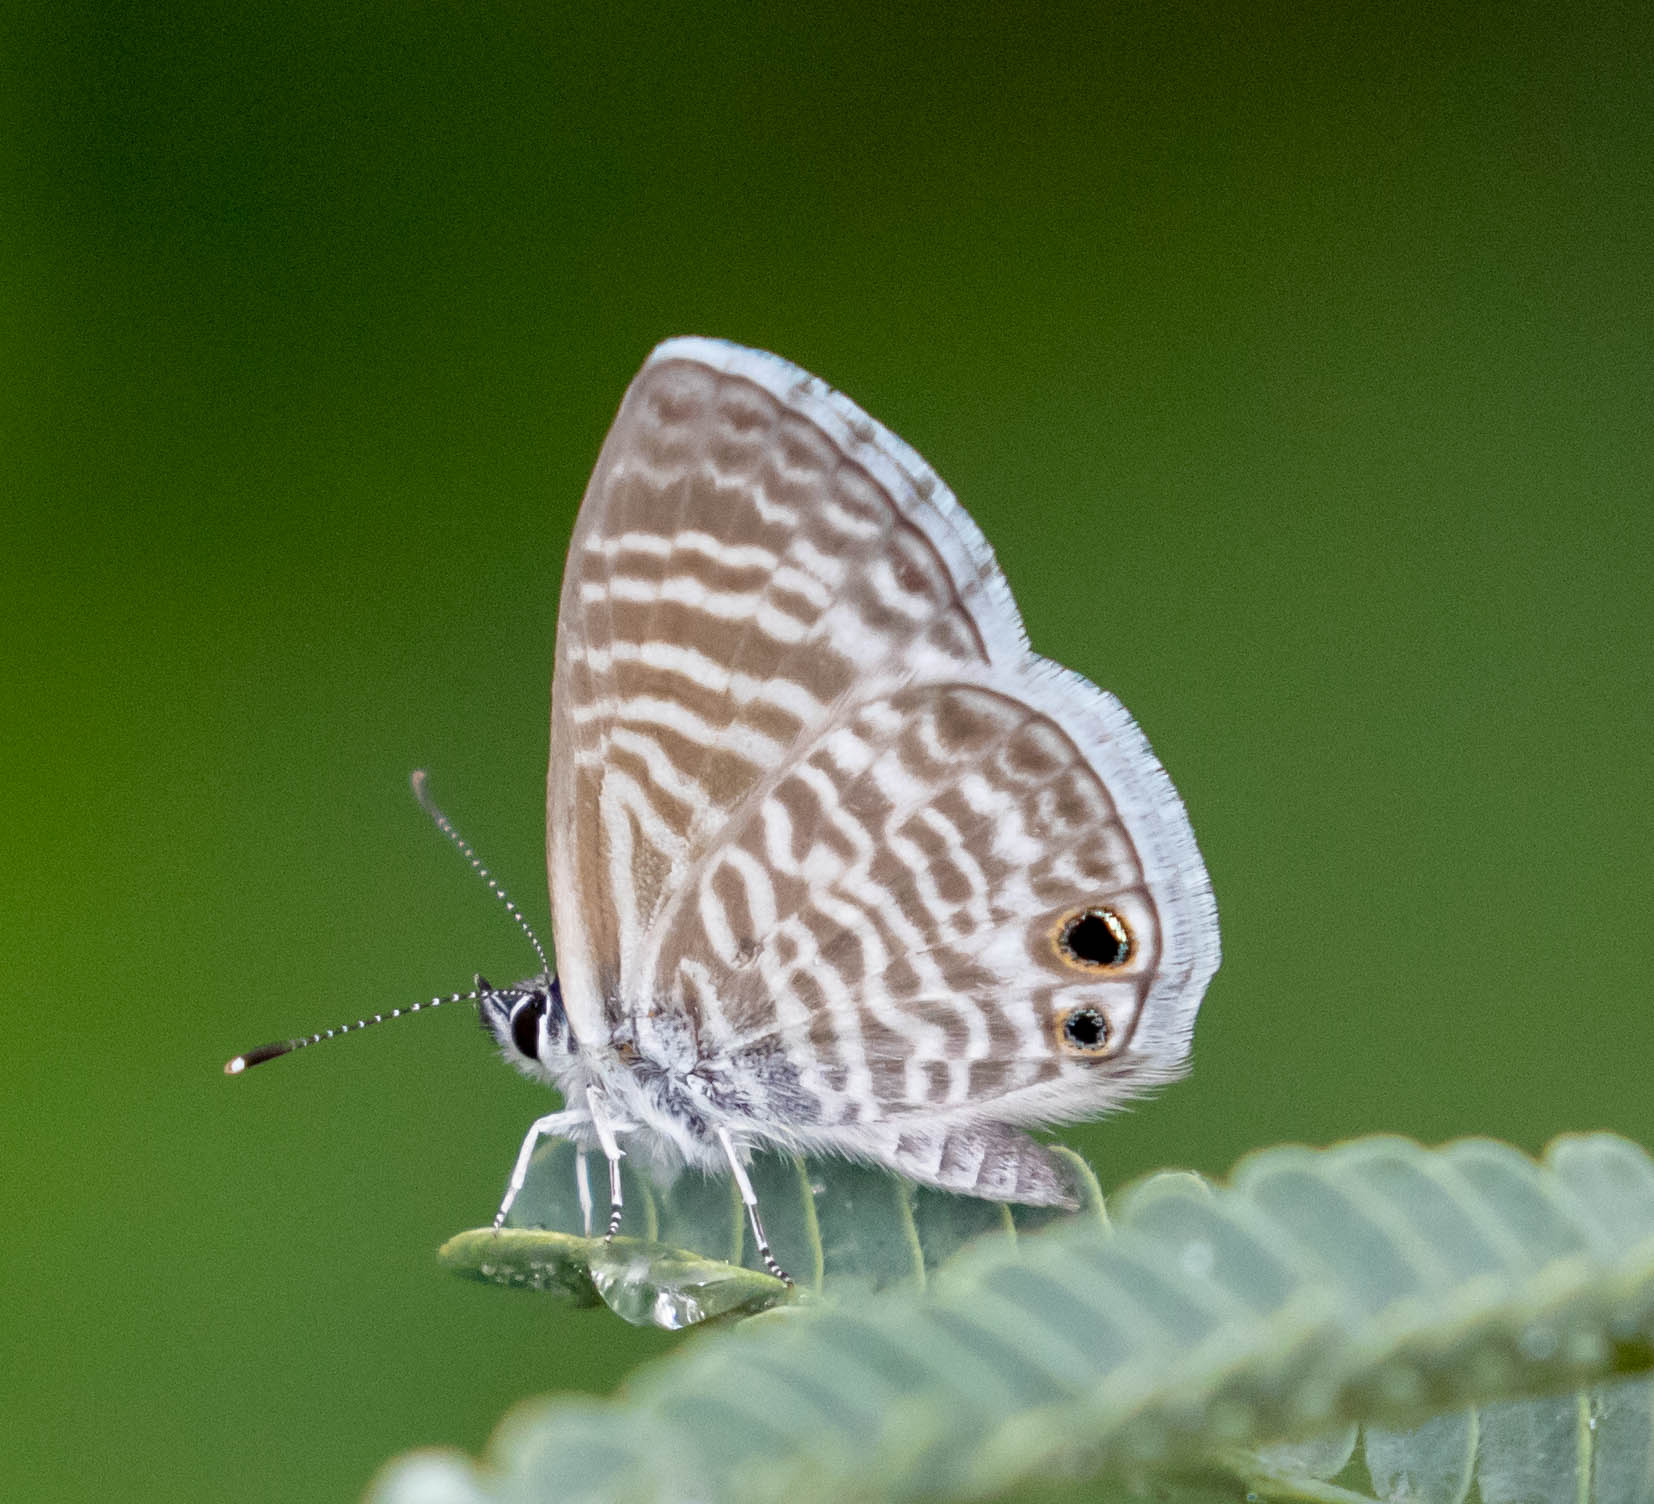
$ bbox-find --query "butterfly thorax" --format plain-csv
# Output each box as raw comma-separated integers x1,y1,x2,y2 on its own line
479,972,790,1175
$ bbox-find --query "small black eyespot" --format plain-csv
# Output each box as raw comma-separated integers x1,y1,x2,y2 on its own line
1058,907,1132,968
509,996,545,1059
1062,1008,1110,1052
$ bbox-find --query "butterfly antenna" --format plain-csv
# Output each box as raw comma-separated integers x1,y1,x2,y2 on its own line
223,986,483,1074
224,774,549,1077
410,769,553,980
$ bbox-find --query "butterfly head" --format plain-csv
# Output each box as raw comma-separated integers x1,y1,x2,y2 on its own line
476,973,578,1083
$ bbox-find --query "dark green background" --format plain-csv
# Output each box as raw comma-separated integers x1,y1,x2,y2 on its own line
6,4,1650,1500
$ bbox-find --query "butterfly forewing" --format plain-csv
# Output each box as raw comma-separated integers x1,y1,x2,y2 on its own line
547,338,1218,1192
551,345,1018,1032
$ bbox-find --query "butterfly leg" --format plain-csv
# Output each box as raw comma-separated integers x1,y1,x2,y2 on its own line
585,1087,636,1241
717,1128,792,1286
495,1108,588,1229
574,1150,594,1238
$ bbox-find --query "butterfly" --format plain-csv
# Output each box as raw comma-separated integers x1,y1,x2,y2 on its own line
231,339,1219,1283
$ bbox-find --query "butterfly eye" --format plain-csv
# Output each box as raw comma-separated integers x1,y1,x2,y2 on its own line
1056,907,1133,969
509,996,544,1059
1060,1007,1112,1055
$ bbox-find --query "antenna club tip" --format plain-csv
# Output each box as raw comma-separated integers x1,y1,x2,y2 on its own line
411,768,441,820
225,1039,296,1071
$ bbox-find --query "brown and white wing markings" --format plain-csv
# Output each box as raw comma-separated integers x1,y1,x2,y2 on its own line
549,340,1019,1041
547,338,1219,1161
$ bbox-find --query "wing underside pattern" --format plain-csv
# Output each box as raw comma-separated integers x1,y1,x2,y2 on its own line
545,339,1218,1146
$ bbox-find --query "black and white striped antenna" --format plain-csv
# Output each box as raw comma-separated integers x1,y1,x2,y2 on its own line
222,770,548,1075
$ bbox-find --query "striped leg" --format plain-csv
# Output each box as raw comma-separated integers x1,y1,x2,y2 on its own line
586,1087,635,1240
718,1128,792,1286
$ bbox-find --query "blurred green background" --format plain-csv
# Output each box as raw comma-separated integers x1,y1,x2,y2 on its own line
4,3,1650,1500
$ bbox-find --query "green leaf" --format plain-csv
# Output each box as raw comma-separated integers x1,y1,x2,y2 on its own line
377,1133,1654,1503
438,1139,1102,1326
1213,1378,1654,1502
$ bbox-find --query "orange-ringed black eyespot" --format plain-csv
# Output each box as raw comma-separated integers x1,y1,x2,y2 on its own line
1057,907,1132,969
1061,1007,1111,1054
